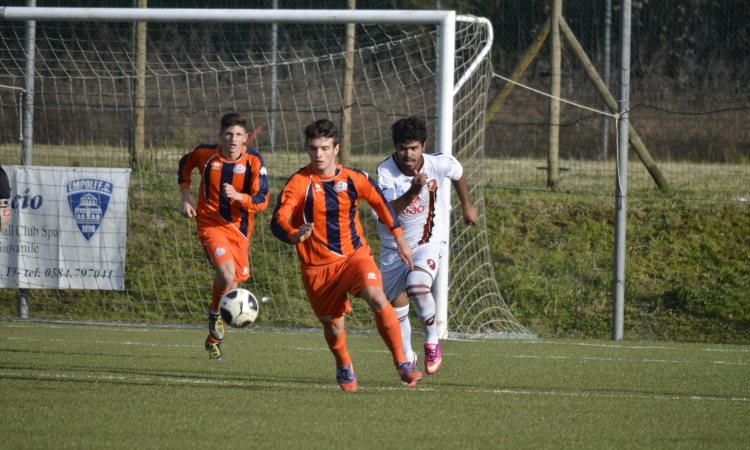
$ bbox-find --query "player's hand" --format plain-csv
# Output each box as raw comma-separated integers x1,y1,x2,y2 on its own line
0,207,11,231
222,183,242,201
395,235,414,270
295,222,313,243
181,201,197,218
408,173,428,196
463,205,478,226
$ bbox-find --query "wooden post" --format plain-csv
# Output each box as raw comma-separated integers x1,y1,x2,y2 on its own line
484,19,550,126
131,0,147,170
559,16,668,190
340,0,356,166
547,0,562,190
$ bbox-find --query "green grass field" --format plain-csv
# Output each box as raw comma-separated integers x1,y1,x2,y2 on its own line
1,320,748,449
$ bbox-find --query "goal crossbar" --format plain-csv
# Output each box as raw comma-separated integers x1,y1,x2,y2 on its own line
1,7,450,24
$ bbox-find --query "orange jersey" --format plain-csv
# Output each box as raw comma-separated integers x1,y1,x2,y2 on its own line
178,144,269,238
271,164,403,267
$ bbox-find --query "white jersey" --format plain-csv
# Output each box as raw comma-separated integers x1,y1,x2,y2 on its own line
376,152,463,250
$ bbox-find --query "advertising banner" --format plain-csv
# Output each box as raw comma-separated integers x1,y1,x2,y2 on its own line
0,166,130,290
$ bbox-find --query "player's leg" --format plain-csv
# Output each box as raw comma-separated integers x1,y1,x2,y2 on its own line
408,243,442,374
392,292,417,368
349,249,422,386
302,260,356,392
199,228,244,359
321,316,356,392
380,249,416,367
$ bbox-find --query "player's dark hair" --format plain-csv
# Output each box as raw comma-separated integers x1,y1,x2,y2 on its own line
220,112,247,132
305,118,339,146
391,115,427,146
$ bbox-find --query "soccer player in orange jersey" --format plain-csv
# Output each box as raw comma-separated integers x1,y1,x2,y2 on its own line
270,118,422,392
178,112,269,360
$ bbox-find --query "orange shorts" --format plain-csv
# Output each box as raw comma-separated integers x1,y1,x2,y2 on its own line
198,224,251,282
301,246,382,324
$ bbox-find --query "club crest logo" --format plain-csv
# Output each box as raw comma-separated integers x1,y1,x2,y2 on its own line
66,178,114,241
334,181,348,192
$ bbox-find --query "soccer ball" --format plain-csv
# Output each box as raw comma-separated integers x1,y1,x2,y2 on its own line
219,288,260,328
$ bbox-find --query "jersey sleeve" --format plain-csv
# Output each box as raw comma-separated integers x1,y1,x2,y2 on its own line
177,146,208,190
376,160,398,202
438,153,464,181
236,151,269,213
357,170,403,238
270,172,305,244
373,160,396,222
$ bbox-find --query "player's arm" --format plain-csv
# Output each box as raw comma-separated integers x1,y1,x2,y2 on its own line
390,173,428,215
394,231,414,270
270,176,306,244
451,174,477,226
226,154,270,212
180,188,196,218
363,172,413,259
177,152,197,218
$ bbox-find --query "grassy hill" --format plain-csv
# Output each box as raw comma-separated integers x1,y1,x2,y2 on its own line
487,189,749,344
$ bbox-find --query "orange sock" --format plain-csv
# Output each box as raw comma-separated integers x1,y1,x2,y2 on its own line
373,304,406,365
324,326,351,368
210,279,229,313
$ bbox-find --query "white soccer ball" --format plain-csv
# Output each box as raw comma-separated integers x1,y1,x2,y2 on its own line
219,288,260,328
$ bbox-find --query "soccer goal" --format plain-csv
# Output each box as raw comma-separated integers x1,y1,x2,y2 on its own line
0,6,534,339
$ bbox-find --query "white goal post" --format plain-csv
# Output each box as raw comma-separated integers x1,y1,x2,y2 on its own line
0,6,534,339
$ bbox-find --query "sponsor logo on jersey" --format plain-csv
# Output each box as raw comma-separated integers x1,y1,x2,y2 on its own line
367,272,378,280
211,161,221,170
215,247,226,257
427,258,436,270
233,164,247,175
428,179,438,191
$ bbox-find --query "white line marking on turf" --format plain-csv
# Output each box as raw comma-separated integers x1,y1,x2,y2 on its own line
489,388,750,403
1,369,747,402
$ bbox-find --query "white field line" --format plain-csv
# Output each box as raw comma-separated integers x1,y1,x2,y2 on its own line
4,336,748,366
0,369,747,403
510,339,750,353
2,335,748,401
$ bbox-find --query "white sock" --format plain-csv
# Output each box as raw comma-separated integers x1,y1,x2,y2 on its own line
393,304,415,362
406,270,439,345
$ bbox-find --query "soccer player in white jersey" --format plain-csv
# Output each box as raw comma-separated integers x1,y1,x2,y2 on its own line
376,116,477,383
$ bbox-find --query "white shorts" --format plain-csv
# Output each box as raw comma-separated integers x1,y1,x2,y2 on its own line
379,240,445,302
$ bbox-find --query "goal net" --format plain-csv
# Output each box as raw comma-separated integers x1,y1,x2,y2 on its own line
0,7,534,339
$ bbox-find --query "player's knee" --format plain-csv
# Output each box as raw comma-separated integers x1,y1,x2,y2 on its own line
359,286,389,310
405,269,433,298
216,264,235,287
393,304,410,322
390,291,409,308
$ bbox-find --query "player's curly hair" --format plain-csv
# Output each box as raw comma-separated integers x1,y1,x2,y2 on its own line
391,115,427,146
